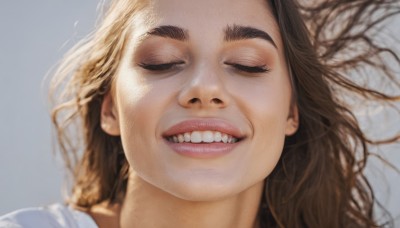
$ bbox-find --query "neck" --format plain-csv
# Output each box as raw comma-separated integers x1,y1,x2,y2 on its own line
119,172,264,228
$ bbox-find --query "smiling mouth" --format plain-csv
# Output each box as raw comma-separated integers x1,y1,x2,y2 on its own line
165,130,240,144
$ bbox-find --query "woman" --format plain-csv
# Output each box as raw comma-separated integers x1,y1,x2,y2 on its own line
1,0,399,227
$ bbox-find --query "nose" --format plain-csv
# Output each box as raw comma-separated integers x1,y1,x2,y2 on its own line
178,65,230,109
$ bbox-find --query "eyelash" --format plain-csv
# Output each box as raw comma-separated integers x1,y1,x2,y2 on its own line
138,61,185,71
138,61,270,74
224,62,270,73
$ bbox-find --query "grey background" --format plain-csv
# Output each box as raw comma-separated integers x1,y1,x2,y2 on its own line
0,0,98,214
0,0,399,225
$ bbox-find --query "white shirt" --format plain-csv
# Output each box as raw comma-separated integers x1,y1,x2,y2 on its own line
0,204,98,228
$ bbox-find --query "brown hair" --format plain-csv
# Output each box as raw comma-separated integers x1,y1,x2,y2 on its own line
50,0,400,227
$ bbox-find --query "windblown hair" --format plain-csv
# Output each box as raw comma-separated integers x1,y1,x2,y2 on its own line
50,0,400,227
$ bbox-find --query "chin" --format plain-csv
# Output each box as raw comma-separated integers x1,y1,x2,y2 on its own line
160,173,248,202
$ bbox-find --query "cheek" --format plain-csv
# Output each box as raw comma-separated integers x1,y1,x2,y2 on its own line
232,74,291,133
231,72,291,179
250,109,287,178
115,72,172,177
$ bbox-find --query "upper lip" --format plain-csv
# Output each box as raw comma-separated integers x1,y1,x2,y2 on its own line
162,118,246,139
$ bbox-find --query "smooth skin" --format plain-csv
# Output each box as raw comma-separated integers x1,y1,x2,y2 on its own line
97,0,299,227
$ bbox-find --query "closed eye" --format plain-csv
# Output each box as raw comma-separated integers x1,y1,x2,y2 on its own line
138,61,185,71
224,62,270,73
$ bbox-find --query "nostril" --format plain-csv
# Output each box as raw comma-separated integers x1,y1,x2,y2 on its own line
188,98,223,105
189,98,201,104
211,98,223,104
185,97,225,107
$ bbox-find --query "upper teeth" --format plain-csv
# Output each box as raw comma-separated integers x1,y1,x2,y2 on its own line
168,131,238,144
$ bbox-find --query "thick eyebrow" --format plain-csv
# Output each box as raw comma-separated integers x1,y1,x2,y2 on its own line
146,25,188,41
224,25,277,49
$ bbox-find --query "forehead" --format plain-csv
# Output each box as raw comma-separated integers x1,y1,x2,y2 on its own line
131,0,281,46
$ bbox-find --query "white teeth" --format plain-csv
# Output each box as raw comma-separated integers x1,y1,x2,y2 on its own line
184,132,191,142
214,132,222,142
202,131,214,143
178,134,184,143
221,134,228,143
190,131,202,143
168,131,238,144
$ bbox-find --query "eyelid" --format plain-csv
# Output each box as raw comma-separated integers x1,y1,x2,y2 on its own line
138,60,185,66
138,53,185,64
133,37,189,65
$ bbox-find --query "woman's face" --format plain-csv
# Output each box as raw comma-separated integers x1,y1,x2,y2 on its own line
102,0,298,201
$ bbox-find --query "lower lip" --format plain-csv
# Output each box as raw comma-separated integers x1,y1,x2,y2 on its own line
165,140,240,159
